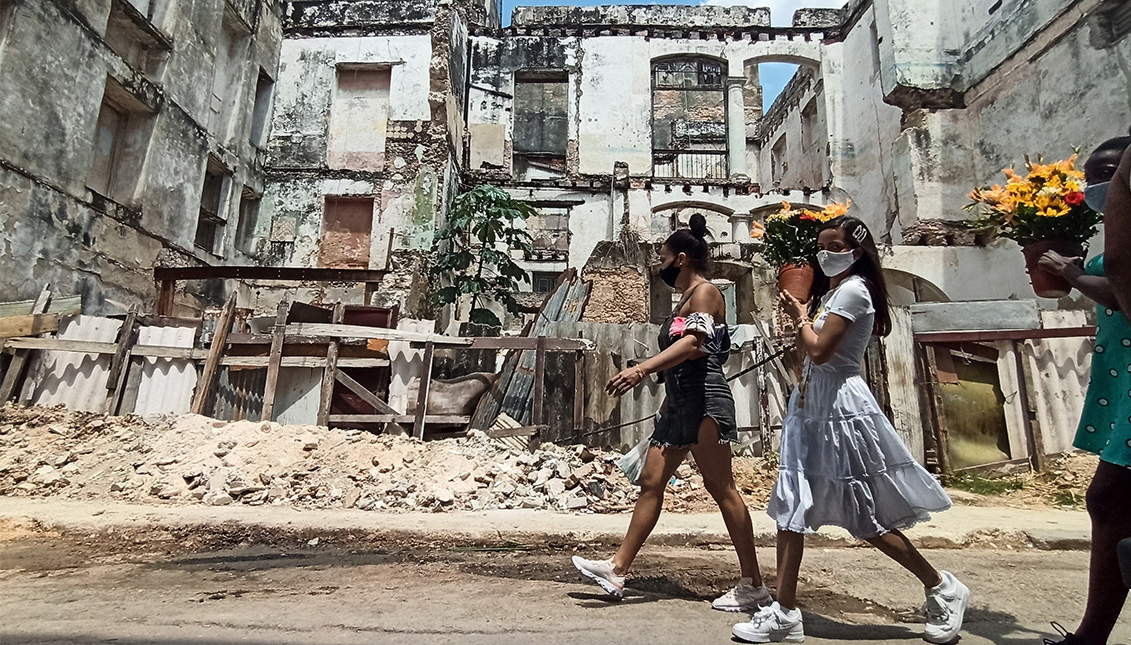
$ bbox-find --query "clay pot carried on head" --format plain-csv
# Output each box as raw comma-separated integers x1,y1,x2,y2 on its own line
1021,239,1083,299
778,263,815,303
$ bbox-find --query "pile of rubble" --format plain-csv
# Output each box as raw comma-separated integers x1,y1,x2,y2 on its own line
0,405,732,514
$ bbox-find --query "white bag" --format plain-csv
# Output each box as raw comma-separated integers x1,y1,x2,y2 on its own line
616,436,651,486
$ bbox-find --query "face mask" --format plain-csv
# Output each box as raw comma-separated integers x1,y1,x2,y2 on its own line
1085,182,1109,213
817,249,856,277
659,261,681,288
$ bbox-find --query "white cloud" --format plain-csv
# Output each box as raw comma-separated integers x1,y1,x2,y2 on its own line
702,0,845,27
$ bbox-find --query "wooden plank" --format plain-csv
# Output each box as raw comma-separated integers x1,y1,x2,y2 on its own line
157,280,175,316
921,346,952,475
329,414,470,425
1014,340,1047,472
0,285,52,403
104,308,139,414
0,293,80,318
884,307,925,464
487,424,547,439
573,333,585,442
0,314,61,338
532,336,547,426
461,337,590,351
222,356,389,368
916,327,1096,343
287,323,465,345
335,370,399,415
413,341,435,440
191,292,237,415
317,302,345,426
3,339,205,359
227,333,368,346
260,300,290,423
910,300,1041,334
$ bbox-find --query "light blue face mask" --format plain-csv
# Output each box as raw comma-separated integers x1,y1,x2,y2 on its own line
1085,182,1109,213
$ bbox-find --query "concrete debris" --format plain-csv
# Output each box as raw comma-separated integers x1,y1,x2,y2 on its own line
0,405,745,515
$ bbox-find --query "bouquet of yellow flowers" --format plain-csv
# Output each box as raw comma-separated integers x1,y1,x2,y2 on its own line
757,200,849,269
965,154,1101,247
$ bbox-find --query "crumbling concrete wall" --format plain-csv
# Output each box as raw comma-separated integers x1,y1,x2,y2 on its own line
0,0,282,314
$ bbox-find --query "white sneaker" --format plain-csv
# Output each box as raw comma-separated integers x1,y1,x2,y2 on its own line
712,577,773,612
571,556,625,598
733,602,805,643
923,571,970,644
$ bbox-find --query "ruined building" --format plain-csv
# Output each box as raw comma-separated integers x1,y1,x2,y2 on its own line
2,0,1130,321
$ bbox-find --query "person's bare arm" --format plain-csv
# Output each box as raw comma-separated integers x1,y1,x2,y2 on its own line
1105,146,1131,321
1039,251,1119,310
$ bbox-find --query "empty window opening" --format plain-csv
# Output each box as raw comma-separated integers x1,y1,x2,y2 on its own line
527,206,570,258
235,187,261,255
771,135,788,184
103,0,170,75
209,11,251,141
328,67,391,171
652,57,727,180
532,272,558,294
195,158,231,255
87,77,154,204
513,71,568,181
249,68,275,148
320,197,374,269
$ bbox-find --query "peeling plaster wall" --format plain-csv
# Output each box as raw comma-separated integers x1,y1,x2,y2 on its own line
0,0,282,314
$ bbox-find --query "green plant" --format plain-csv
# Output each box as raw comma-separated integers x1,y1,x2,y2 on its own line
429,185,536,328
946,472,1025,496
757,201,849,269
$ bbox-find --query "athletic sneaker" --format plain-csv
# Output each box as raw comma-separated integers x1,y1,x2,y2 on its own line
733,602,805,643
923,571,970,644
712,577,773,612
571,556,625,598
1042,622,1082,644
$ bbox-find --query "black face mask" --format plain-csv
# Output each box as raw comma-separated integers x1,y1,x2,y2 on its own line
659,261,681,288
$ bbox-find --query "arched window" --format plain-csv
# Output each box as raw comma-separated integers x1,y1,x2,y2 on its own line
652,57,728,180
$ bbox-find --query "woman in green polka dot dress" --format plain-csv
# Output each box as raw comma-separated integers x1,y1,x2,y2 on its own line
1042,251,1131,464
1037,130,1131,645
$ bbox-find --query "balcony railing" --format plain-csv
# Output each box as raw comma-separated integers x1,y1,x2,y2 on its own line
653,149,728,180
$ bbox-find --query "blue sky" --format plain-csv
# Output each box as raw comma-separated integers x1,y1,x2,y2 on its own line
497,0,835,110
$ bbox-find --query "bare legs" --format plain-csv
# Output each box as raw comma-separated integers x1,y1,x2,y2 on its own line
774,529,940,610
1074,460,1131,645
611,444,684,574
866,530,942,587
611,419,763,587
690,420,763,584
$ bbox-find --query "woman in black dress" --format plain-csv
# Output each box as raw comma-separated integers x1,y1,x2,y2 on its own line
571,214,768,613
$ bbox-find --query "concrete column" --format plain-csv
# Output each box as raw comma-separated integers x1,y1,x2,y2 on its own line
726,78,749,181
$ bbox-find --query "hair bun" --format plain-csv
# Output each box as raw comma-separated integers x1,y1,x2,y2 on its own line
688,213,708,239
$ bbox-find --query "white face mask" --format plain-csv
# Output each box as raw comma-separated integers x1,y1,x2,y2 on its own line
817,249,857,277
1085,182,1109,213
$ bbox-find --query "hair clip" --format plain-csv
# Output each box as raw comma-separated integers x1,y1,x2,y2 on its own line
852,226,868,242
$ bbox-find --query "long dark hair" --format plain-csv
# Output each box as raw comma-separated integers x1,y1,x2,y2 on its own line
808,216,892,337
664,213,709,272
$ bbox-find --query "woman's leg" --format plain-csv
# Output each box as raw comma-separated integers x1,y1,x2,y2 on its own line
1075,460,1131,645
775,530,806,609
866,530,943,587
689,419,763,585
610,444,687,574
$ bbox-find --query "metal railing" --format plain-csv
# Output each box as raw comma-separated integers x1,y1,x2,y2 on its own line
652,149,728,180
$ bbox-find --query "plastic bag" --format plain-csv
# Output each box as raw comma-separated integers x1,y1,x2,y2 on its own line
616,437,651,486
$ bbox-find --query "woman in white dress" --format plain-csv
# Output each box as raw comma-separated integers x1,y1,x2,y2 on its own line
733,217,970,645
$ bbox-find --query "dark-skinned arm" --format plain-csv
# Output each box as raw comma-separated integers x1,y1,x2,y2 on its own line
1039,251,1119,311
1105,146,1131,321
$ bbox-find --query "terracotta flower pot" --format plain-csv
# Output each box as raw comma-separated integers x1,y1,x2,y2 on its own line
1021,239,1083,299
778,263,815,302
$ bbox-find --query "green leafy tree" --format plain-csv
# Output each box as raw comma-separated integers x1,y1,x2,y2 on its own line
430,185,536,328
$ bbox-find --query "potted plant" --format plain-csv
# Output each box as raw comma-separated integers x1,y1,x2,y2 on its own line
965,153,1102,298
755,200,849,301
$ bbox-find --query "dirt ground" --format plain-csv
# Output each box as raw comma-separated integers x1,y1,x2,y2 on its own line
0,516,1122,645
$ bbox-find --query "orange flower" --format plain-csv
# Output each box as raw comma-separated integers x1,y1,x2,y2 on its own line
750,220,766,240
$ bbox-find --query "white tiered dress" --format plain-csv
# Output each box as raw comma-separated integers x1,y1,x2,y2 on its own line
768,275,952,540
